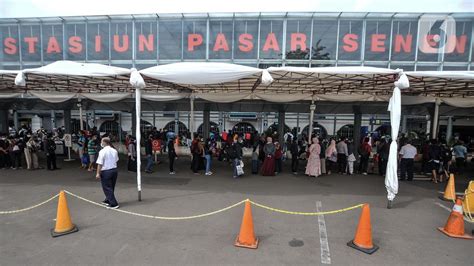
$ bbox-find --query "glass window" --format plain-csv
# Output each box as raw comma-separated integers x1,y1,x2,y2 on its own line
42,24,64,61
389,64,414,71
442,65,468,70
183,20,206,60
159,20,182,60
260,20,283,60
312,20,337,60
209,20,233,59
65,23,86,60
337,124,354,139
233,20,258,59
391,21,417,61
87,22,109,60
1,25,20,62
21,25,41,62
416,65,440,71
364,21,391,61
444,21,472,62
285,20,311,60
135,21,157,60
338,20,363,61
110,22,132,60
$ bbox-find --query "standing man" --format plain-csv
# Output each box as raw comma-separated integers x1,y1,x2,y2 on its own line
144,134,154,174
453,141,467,173
95,137,120,209
399,140,417,181
45,133,58,171
336,138,348,174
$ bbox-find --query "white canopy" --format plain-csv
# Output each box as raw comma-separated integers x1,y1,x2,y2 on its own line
13,60,145,94
140,62,273,86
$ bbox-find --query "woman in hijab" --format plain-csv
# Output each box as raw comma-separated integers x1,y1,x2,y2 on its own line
305,137,321,177
261,136,276,176
325,139,337,175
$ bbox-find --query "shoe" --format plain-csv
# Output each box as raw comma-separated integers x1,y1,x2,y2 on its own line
362,172,368,175
387,200,393,209
145,170,152,174
101,200,110,207
108,205,120,209
169,172,175,175
293,172,298,175
233,176,238,179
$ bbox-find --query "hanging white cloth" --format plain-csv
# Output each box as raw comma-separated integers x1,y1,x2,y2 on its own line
385,72,409,201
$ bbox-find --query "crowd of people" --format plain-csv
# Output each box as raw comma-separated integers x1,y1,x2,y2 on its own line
0,125,63,171
1,124,472,184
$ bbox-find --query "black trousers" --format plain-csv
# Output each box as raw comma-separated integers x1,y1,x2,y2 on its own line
337,154,347,173
400,158,414,180
191,154,199,173
127,156,137,172
359,155,369,173
275,158,282,173
46,153,57,170
291,154,299,173
169,156,175,172
100,168,118,206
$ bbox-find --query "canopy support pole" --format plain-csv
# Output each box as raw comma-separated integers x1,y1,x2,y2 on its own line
431,98,440,140
78,99,84,131
190,96,195,140
135,88,142,201
446,116,453,143
308,101,316,141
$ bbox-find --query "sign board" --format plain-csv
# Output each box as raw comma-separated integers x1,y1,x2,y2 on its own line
63,134,72,147
152,139,161,151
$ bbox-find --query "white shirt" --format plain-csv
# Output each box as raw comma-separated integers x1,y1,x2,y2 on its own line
96,145,119,171
399,144,417,159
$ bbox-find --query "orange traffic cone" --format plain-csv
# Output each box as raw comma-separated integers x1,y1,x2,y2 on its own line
51,191,78,237
234,200,259,249
347,204,379,254
437,198,473,240
439,174,456,201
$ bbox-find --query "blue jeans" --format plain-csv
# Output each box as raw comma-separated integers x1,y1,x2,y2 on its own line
146,154,153,172
205,154,212,173
100,168,118,206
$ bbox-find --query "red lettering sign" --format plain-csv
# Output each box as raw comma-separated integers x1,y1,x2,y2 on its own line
113,35,129,53
46,36,61,53
138,34,154,52
24,37,38,53
213,33,229,51
188,33,203,51
68,36,82,53
263,33,280,52
394,34,412,53
290,33,306,51
445,35,467,54
4,37,17,55
342,34,358,52
370,34,386,52
238,33,253,52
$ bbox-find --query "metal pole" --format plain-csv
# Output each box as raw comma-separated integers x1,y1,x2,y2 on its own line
135,88,142,201
190,96,195,139
431,99,440,140
446,116,453,143
308,101,316,141
296,112,300,134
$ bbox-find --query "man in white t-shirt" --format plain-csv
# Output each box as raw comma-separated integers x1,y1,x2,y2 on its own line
399,140,417,181
95,137,120,209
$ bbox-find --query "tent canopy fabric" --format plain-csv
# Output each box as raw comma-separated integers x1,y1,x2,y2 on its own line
1,61,474,106
140,62,273,93
13,61,140,93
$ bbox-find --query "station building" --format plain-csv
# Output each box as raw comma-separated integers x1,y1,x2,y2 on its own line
1,12,473,142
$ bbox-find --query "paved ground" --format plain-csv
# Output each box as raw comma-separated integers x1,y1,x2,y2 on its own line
1,154,473,265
